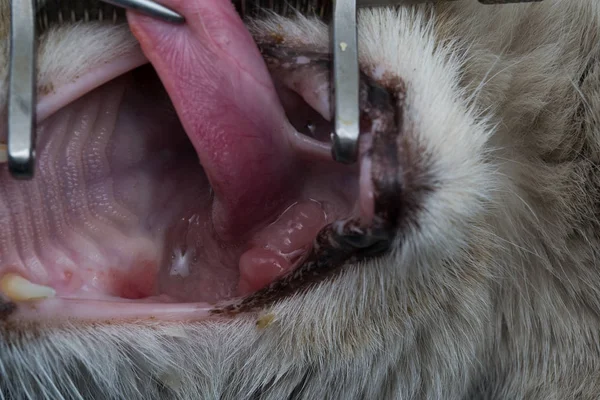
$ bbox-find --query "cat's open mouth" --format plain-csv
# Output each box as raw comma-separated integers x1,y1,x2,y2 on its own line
0,3,394,322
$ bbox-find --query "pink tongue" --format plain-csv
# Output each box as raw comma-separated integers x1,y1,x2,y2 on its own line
128,0,296,239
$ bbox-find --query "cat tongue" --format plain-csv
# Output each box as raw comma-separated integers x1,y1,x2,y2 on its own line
128,0,297,240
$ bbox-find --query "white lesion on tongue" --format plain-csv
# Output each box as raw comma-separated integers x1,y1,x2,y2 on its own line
169,248,192,278
167,215,201,279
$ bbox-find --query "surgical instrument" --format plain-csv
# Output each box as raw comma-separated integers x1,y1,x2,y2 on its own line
99,0,184,23
8,0,36,179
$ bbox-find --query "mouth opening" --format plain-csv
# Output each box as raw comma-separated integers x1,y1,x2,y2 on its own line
0,3,375,322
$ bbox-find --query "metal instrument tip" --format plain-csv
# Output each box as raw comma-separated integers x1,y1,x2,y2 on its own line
8,0,37,180
100,0,185,23
331,0,360,164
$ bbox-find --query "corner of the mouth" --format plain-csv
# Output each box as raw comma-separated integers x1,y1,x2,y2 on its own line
0,298,17,321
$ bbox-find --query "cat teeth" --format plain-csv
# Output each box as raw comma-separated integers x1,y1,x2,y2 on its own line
0,143,6,163
0,273,56,302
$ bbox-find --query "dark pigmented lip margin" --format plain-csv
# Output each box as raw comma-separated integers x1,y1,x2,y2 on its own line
209,45,420,317
0,299,17,321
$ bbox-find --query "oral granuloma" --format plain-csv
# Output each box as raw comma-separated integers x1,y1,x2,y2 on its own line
0,1,406,322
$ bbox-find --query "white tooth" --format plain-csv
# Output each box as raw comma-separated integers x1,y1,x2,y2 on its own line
0,273,56,302
0,143,6,164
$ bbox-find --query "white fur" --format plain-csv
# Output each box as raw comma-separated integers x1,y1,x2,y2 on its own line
2,1,600,398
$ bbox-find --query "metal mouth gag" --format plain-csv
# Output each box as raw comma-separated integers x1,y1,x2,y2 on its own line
8,0,37,179
4,0,543,179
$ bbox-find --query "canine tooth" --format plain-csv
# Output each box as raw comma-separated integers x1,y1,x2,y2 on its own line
0,143,6,163
0,273,56,302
